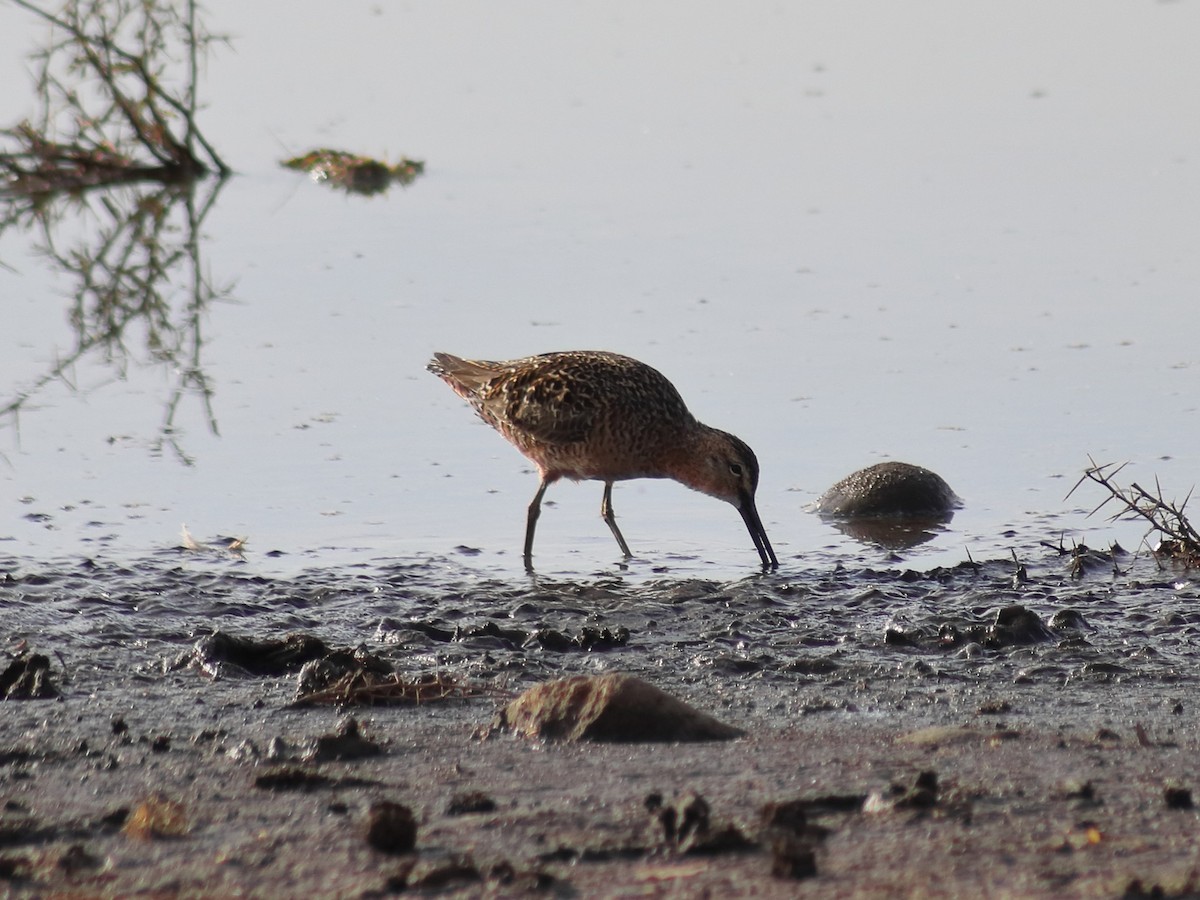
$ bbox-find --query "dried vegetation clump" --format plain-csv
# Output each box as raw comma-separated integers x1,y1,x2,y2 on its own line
281,149,425,196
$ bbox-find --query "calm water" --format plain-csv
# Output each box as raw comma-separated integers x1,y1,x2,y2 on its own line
0,1,1198,582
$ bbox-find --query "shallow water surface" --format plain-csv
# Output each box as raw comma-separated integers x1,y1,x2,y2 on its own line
0,1,1197,582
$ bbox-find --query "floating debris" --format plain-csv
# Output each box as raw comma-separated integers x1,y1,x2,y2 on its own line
281,149,424,196
179,524,247,558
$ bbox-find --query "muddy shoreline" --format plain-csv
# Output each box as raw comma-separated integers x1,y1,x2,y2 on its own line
3,549,1199,896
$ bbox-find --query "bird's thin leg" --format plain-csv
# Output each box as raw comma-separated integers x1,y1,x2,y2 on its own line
524,479,550,571
600,481,633,558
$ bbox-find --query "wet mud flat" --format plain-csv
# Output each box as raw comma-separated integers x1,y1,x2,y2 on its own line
3,549,1200,897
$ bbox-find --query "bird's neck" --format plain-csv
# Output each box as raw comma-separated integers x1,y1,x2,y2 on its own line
660,424,720,496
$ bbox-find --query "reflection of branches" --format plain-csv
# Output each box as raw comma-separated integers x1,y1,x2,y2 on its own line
0,0,232,465
2,0,228,194
2,176,231,465
1068,457,1200,566
155,176,226,465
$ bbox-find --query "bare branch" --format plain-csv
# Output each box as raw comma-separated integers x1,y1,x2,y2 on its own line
1072,459,1200,566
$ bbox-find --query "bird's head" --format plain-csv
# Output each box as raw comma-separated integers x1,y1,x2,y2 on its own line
673,429,779,570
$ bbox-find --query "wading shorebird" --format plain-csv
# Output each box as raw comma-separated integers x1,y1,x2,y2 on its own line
428,350,779,571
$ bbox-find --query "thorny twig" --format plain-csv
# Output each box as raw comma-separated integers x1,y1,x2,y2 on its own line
1067,456,1200,566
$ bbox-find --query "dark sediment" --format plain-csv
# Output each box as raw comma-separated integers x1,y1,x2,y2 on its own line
1,548,1198,896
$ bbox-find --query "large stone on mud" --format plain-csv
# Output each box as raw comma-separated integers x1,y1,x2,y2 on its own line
499,673,743,743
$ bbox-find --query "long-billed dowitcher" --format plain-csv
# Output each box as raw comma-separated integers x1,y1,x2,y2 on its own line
428,350,779,571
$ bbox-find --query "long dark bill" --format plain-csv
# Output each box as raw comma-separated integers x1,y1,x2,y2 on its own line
739,494,779,571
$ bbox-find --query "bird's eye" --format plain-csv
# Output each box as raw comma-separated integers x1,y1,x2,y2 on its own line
729,463,744,477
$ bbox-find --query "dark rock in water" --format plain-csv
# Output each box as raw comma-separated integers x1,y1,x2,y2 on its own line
816,462,959,549
817,462,959,519
496,673,743,743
